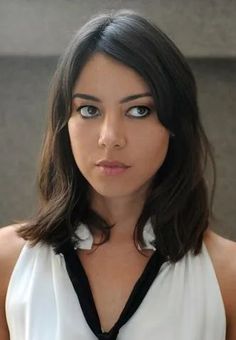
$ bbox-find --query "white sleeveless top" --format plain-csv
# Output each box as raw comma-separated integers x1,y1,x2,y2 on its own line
6,222,226,340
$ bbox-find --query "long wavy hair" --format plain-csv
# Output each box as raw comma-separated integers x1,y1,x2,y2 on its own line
17,9,216,262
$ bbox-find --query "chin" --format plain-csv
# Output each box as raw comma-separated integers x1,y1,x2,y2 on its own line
90,180,151,199
96,188,132,198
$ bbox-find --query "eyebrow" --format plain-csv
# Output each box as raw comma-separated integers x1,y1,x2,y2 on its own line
72,92,153,104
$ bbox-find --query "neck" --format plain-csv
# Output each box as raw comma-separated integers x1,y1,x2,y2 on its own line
88,190,148,243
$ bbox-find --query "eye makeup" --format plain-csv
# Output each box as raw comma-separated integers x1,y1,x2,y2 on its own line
75,104,155,119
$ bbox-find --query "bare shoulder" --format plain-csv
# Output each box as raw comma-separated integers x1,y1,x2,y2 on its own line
0,224,26,340
204,228,236,274
204,228,236,338
204,228,236,264
0,224,26,292
0,224,26,266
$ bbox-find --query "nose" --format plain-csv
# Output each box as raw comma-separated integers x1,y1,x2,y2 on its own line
98,115,126,149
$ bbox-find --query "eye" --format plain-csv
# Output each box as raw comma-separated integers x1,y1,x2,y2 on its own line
76,105,99,118
127,106,151,118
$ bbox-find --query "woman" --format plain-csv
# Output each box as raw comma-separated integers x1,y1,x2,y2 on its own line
0,9,235,340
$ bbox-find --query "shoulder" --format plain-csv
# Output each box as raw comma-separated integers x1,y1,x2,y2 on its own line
0,224,26,340
203,228,236,338
0,224,26,290
0,224,26,265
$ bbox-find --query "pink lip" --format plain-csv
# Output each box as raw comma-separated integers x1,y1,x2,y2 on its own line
96,160,130,168
96,159,131,176
97,165,129,176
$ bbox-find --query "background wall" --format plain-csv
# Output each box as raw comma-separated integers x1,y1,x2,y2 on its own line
1,0,236,57
0,0,235,240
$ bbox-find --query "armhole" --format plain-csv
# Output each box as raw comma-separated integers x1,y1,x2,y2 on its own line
202,240,227,328
5,242,28,317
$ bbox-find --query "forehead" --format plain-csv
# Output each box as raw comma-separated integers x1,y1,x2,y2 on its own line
73,52,151,96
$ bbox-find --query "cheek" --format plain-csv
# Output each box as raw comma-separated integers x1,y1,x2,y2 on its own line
135,126,169,165
68,119,100,178
68,119,90,160
153,132,170,161
152,135,169,171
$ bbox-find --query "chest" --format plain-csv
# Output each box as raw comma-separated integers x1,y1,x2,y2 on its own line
78,247,153,332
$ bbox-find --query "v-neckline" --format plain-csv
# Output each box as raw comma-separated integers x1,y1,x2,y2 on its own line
59,240,167,340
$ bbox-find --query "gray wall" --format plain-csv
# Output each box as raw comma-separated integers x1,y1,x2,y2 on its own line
0,1,235,240
0,0,236,57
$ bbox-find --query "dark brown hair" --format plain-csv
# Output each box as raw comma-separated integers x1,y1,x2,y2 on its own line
17,9,216,262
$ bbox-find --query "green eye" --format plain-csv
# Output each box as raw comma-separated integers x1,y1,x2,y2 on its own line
127,106,151,118
76,105,99,118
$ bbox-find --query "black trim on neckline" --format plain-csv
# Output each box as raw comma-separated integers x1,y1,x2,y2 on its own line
59,240,167,340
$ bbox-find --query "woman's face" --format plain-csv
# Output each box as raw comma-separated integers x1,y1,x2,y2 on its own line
68,52,170,199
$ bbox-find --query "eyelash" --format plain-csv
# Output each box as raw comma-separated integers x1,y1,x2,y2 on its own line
75,105,152,119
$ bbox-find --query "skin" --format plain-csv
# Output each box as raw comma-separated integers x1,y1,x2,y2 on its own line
68,52,170,244
0,52,235,338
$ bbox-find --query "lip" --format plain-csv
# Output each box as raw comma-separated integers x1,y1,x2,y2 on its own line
96,159,131,176
96,160,130,168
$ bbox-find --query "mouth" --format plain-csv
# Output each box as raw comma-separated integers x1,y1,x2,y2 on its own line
96,160,130,175
96,160,130,168
96,165,130,176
